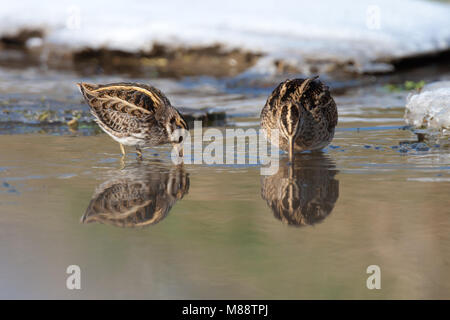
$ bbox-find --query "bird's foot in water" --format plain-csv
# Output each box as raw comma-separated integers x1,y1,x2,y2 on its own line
136,148,143,161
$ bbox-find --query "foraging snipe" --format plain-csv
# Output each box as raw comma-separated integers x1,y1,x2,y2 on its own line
260,76,338,161
82,164,189,228
78,82,189,158
261,154,339,227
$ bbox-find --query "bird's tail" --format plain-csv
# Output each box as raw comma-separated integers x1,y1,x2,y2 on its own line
77,82,97,101
294,76,319,98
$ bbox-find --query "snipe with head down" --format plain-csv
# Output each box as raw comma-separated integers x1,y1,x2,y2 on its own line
260,76,338,161
78,82,189,159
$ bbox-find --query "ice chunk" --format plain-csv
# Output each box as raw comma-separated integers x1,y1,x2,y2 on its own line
405,82,450,132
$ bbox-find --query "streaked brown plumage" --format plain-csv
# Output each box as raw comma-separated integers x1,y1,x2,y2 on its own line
77,82,189,158
261,154,339,227
81,164,189,228
260,76,338,161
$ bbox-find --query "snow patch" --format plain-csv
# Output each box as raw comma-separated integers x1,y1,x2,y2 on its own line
405,82,450,132
1,0,450,74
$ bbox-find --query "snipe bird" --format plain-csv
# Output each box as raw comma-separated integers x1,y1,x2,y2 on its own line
260,76,338,161
78,82,189,159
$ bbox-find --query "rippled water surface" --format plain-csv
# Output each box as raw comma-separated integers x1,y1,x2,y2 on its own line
0,69,449,299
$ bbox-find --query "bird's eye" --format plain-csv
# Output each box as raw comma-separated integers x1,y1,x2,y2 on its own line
178,136,183,143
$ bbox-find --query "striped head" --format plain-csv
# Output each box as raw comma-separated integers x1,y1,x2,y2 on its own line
165,109,189,144
277,102,304,141
270,77,318,140
165,109,189,158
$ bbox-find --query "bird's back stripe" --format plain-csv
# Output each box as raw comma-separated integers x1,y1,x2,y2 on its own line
93,85,162,106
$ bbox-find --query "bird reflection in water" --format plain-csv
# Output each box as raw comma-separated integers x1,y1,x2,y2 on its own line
82,164,189,228
261,154,339,227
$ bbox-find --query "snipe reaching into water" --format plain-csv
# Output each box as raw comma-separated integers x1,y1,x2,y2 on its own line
260,76,338,161
78,82,189,159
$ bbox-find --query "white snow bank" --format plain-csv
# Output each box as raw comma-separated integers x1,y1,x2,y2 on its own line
1,0,450,73
405,82,450,132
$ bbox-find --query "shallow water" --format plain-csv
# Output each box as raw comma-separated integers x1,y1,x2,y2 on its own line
1,65,450,298
0,121,449,298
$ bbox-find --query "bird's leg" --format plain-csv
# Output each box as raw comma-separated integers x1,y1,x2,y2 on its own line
136,147,143,160
119,157,125,170
119,143,126,156
118,144,126,169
